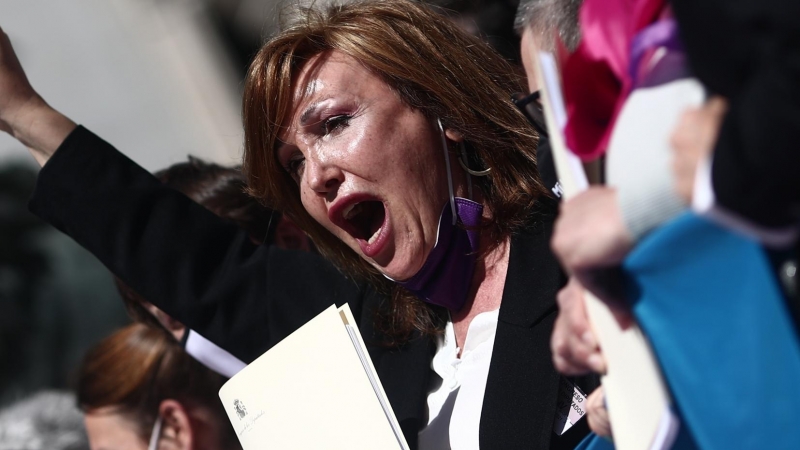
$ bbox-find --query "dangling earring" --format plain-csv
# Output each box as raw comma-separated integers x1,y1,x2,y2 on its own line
438,119,491,205
457,142,491,177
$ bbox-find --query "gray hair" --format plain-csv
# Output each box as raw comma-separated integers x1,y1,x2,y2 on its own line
514,0,583,51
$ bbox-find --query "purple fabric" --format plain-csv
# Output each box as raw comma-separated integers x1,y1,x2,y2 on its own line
637,51,691,89
629,19,684,87
397,198,483,312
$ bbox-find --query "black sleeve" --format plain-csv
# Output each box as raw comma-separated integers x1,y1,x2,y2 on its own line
673,0,800,228
28,126,368,363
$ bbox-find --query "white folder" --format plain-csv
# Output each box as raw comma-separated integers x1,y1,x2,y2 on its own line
533,52,679,450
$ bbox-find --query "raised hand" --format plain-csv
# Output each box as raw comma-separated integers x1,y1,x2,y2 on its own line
0,27,75,166
0,27,38,134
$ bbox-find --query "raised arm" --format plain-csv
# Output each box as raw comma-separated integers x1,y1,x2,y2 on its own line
0,28,75,166
0,27,370,363
28,128,372,363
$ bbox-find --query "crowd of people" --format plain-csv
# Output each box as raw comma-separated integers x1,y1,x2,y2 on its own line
0,0,797,448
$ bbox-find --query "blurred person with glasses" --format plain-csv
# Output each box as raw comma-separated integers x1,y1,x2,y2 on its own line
514,0,615,439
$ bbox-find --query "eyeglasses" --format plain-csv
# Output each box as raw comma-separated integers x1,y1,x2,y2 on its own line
512,90,548,139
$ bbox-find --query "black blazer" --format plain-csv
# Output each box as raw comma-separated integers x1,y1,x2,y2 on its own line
30,126,595,449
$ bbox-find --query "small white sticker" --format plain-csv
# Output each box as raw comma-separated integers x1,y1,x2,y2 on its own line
553,378,587,435
551,181,564,198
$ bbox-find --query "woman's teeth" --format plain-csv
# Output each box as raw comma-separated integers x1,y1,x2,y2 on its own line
367,226,383,245
343,202,362,220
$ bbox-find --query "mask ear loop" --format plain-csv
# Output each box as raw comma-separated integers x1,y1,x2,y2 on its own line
437,118,458,226
148,416,163,450
459,142,474,199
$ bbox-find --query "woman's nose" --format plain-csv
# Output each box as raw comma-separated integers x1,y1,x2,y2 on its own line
304,152,344,196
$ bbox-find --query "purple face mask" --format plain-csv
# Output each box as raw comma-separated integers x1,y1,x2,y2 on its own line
390,119,485,312
396,197,483,311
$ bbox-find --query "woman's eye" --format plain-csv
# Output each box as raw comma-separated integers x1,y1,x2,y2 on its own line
323,114,351,135
284,155,305,181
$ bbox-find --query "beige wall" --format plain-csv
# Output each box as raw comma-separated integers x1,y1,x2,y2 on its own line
0,0,243,171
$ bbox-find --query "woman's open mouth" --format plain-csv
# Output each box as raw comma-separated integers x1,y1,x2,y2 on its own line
330,196,390,258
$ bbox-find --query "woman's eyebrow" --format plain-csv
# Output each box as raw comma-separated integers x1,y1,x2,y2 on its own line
299,101,322,126
298,95,335,126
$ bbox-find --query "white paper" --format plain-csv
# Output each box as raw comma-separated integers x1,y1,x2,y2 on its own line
219,305,409,450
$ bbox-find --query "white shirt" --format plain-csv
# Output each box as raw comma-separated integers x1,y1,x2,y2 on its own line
418,309,500,450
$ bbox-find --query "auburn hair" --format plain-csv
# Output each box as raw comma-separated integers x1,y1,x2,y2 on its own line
76,323,239,448
242,0,547,341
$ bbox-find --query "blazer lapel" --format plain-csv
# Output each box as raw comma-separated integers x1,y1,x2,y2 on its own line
371,335,435,450
479,215,573,449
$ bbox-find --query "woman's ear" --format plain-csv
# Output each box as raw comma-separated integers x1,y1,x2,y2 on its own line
158,399,193,450
445,128,465,143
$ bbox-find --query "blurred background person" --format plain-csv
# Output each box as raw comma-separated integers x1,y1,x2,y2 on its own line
0,390,88,450
669,0,799,305
117,156,311,378
514,0,582,92
548,0,800,446
670,0,800,248
77,323,241,450
117,155,292,339
513,0,605,200
513,1,615,438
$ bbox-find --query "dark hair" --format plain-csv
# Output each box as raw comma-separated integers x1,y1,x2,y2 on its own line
118,156,279,327
76,323,239,448
242,0,547,341
154,156,277,244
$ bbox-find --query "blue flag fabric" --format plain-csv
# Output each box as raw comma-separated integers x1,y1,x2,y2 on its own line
621,212,800,449
571,418,699,450
574,433,615,450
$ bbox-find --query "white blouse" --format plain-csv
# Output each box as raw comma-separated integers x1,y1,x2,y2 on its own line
418,309,500,450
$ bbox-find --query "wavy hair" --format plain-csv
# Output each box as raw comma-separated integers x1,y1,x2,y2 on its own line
242,0,546,341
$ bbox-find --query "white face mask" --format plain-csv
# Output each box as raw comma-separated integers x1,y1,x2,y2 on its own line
147,416,163,450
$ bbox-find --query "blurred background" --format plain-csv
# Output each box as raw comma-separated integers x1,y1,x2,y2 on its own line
0,0,521,417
